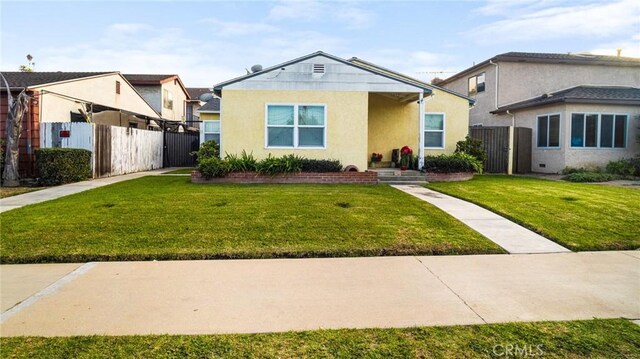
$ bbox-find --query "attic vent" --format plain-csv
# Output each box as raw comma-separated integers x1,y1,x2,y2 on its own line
313,64,325,74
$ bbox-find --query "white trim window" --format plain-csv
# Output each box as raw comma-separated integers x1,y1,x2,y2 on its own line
570,113,627,148
163,89,174,110
536,114,560,148
424,113,445,149
266,104,326,148
203,120,221,145
468,73,485,96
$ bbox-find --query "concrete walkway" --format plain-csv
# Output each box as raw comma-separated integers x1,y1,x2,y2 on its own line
1,251,638,337
393,185,571,254
0,168,181,213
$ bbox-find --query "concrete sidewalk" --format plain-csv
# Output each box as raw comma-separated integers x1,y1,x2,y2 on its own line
1,251,638,337
393,185,571,254
0,168,181,213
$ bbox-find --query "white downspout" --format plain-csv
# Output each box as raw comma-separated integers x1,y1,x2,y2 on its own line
489,60,499,110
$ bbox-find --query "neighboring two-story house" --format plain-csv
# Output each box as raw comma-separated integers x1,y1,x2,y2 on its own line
124,74,190,122
439,52,640,173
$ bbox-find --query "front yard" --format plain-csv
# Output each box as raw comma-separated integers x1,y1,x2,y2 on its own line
0,176,502,263
427,175,640,251
0,186,42,199
1,319,638,358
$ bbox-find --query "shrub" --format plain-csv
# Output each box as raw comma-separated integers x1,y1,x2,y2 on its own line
563,172,615,183
194,140,220,162
35,148,92,185
300,159,342,172
256,154,303,175
225,150,258,172
198,157,231,178
423,152,483,174
628,156,640,176
561,166,588,175
455,135,487,163
606,159,637,177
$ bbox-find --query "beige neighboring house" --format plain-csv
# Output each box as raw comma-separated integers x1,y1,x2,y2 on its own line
185,87,212,123
0,71,164,176
124,74,190,122
439,52,640,173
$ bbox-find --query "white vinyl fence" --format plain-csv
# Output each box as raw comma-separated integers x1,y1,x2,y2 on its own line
41,122,163,177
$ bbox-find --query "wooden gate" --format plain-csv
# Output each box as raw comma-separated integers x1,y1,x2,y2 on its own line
163,132,199,167
513,127,532,174
470,127,510,173
469,126,532,174
94,124,112,177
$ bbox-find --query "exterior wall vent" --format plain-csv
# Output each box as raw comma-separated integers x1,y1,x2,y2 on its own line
312,64,325,78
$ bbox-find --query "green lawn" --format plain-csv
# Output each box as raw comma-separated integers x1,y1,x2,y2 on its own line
161,168,195,174
427,175,640,251
1,319,638,358
0,177,502,263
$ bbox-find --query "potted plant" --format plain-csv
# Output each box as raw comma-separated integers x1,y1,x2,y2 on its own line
400,146,413,170
370,152,383,168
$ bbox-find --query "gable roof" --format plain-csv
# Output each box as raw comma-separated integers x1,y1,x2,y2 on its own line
491,86,640,113
199,97,221,113
124,74,190,99
0,71,113,90
186,87,212,102
439,52,640,86
347,57,475,104
213,51,434,95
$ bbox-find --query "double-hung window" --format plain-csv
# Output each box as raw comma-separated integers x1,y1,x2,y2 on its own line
266,104,325,148
424,113,445,148
468,73,485,96
571,113,627,148
203,120,221,145
537,114,560,148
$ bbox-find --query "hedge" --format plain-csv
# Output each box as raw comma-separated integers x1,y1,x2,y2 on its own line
35,148,92,185
424,153,483,174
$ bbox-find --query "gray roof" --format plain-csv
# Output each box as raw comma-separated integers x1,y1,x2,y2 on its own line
0,71,112,89
123,74,178,84
439,51,640,86
186,87,212,102
492,86,640,113
199,97,220,112
213,51,434,96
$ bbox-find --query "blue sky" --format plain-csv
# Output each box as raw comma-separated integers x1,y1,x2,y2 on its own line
2,0,639,86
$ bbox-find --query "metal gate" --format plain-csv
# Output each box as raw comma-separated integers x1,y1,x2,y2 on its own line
163,132,199,167
94,124,112,177
469,126,532,174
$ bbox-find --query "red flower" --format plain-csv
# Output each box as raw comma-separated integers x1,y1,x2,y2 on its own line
401,146,413,155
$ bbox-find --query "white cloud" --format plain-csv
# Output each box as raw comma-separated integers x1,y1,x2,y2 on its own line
268,0,374,29
29,21,350,86
470,0,640,43
352,49,461,82
200,18,278,37
591,33,640,58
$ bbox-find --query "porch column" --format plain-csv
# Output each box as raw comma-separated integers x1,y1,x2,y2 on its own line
418,92,425,168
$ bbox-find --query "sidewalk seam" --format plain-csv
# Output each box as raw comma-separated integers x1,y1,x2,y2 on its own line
413,256,488,324
0,262,96,323
620,252,640,261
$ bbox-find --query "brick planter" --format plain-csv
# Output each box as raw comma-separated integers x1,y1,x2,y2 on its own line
425,172,474,182
192,171,378,184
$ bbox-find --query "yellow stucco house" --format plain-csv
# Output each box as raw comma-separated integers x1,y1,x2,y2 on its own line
210,51,474,171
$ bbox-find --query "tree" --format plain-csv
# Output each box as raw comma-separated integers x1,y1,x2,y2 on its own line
430,77,444,86
1,73,30,187
18,65,33,72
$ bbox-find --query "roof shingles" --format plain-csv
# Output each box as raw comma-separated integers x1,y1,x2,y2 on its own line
0,71,112,89
492,86,640,113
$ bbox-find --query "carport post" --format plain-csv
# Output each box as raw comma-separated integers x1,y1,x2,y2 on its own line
418,92,425,169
